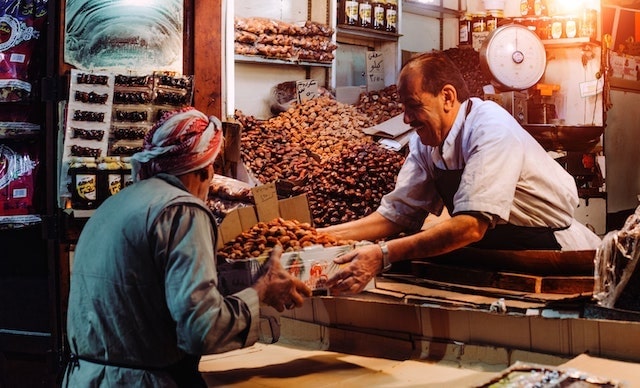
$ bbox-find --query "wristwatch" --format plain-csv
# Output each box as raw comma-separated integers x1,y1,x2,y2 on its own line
378,241,392,273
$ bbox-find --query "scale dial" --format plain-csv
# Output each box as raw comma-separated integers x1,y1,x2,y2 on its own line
479,24,547,91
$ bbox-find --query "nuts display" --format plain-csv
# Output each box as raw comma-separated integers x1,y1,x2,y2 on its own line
217,217,355,261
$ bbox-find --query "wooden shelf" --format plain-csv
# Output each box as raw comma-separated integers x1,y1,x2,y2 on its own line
541,37,601,48
609,76,640,92
336,25,401,42
234,54,333,68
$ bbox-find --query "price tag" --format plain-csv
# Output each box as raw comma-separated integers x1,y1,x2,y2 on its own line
296,79,318,103
366,51,385,91
251,182,279,222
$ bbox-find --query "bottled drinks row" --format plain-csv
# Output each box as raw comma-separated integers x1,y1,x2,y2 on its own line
338,0,398,33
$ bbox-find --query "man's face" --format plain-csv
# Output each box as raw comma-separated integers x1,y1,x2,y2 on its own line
398,70,448,147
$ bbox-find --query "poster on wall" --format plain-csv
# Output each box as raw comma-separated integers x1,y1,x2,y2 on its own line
63,0,183,72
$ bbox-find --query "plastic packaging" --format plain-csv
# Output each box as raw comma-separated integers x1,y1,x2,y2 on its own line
594,205,640,308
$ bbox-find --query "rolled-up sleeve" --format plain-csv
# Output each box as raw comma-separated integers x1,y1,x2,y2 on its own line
378,134,444,231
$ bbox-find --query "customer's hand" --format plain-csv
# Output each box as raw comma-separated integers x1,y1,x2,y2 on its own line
253,245,312,312
325,244,382,296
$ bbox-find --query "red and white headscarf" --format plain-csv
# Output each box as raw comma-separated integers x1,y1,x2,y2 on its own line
131,107,223,181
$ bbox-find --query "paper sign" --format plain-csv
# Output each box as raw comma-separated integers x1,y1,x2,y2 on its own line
296,79,318,103
579,79,603,97
252,182,279,222
366,51,385,91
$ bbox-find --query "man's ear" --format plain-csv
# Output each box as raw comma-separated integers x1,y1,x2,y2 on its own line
197,167,210,182
442,84,458,111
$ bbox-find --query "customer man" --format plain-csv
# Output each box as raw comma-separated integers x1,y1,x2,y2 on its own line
322,51,601,296
63,108,311,387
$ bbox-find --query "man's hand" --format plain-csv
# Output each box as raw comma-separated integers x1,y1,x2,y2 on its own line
253,245,312,312
325,243,382,296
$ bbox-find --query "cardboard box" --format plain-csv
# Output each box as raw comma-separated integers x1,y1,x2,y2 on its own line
216,181,312,248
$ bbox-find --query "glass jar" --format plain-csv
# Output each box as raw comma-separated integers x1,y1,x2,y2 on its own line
537,16,552,40
551,16,564,39
486,11,502,32
472,13,489,52
533,0,543,16
520,0,530,16
345,0,359,26
472,13,487,33
565,16,578,39
459,13,472,45
580,8,597,40
372,0,386,30
359,0,372,28
385,0,397,33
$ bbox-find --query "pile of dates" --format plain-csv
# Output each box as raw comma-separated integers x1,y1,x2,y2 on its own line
217,218,354,261
236,94,407,228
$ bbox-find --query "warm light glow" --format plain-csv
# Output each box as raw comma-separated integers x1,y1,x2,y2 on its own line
547,0,600,16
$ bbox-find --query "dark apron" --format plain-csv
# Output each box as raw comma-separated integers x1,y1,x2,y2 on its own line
433,100,561,251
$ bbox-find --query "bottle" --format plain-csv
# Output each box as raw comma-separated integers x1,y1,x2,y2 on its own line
486,10,502,32
459,13,472,46
471,13,488,52
359,0,372,28
97,156,122,204
551,16,564,39
520,0,530,16
372,0,386,31
565,16,578,39
385,0,397,33
472,13,487,33
68,157,98,210
345,0,359,26
121,157,134,188
533,0,543,16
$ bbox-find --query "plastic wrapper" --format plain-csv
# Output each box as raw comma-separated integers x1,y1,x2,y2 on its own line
594,205,640,309
206,174,254,224
0,143,38,215
0,1,49,102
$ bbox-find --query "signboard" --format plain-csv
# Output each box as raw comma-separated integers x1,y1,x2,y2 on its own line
296,79,318,103
366,51,385,91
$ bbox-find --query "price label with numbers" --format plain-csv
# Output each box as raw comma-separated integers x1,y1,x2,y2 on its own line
366,51,384,91
296,79,318,103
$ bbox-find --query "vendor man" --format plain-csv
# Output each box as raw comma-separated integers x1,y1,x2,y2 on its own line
322,51,601,296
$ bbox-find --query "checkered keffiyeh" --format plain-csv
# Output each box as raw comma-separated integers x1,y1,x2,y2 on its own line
131,107,223,181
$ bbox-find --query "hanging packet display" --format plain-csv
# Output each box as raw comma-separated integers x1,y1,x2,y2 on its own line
0,0,49,102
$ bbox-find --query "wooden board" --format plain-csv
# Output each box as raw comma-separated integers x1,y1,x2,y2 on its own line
419,247,596,276
411,262,594,295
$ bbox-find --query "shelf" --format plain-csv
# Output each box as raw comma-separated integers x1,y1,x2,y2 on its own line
541,37,601,48
234,54,332,68
609,77,640,92
336,25,401,43
402,1,459,19
522,124,604,152
0,214,42,230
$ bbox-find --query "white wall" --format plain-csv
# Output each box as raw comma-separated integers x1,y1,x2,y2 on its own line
399,13,441,54
604,89,640,213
